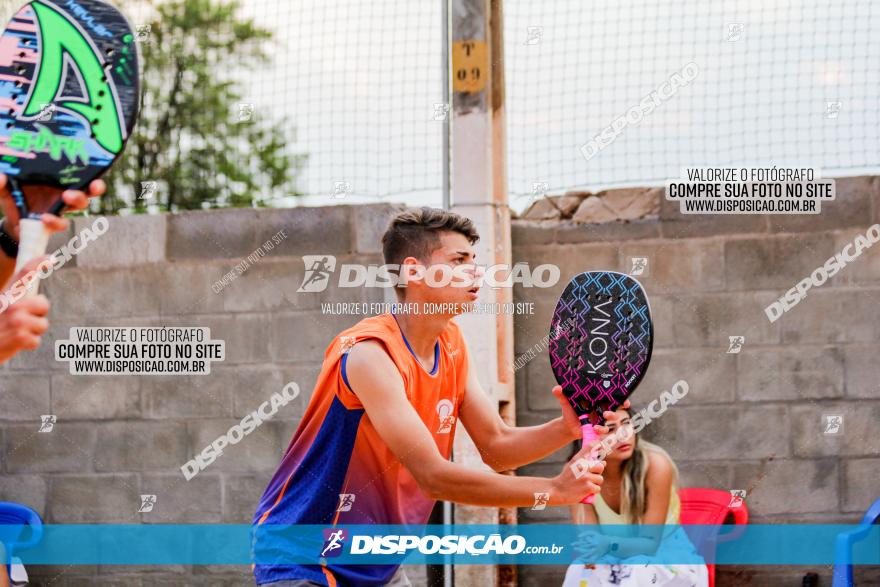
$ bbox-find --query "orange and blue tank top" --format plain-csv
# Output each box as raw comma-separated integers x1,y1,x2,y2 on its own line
253,313,469,586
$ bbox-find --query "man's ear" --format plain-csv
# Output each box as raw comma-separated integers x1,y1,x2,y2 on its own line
398,256,425,289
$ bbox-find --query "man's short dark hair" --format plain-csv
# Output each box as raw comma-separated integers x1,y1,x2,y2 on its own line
381,207,480,268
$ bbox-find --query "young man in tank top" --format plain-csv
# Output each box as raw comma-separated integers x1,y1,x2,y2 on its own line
253,207,607,587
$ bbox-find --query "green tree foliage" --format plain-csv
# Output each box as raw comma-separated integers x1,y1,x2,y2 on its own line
101,0,305,213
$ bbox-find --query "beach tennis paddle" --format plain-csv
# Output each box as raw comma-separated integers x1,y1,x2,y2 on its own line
549,271,653,504
0,0,140,295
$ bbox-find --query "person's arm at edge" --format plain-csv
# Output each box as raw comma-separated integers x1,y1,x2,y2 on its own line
0,257,51,365
344,339,605,508
0,248,13,291
0,174,105,288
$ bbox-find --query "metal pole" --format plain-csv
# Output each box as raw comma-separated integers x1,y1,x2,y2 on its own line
442,0,451,211
449,0,515,585
441,2,454,585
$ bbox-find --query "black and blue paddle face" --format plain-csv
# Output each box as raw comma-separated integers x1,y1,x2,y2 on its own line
549,271,653,427
0,0,140,217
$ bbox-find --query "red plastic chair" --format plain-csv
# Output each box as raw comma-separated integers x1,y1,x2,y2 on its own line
678,488,750,587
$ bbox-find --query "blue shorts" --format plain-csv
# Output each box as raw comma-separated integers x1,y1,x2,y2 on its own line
261,567,411,587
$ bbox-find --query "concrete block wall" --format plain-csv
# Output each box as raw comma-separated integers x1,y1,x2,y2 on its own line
1,182,879,585
512,176,880,586
0,203,422,586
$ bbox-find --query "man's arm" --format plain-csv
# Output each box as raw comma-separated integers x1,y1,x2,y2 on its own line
344,339,605,508
458,341,582,472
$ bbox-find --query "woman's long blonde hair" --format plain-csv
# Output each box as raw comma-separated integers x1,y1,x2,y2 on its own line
618,439,679,524
572,431,681,525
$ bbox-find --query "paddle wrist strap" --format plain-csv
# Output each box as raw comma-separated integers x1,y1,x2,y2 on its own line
0,219,19,259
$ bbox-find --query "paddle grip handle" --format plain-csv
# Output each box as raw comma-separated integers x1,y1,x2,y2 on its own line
580,422,600,505
13,218,51,299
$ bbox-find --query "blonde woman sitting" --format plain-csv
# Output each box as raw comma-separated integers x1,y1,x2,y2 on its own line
563,406,708,587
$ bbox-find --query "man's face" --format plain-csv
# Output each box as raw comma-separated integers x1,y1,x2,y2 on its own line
399,231,482,312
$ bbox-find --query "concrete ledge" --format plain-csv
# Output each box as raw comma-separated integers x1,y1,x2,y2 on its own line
167,206,355,260
74,214,167,268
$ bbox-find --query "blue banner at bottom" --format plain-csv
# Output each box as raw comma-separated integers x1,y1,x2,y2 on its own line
1,524,878,565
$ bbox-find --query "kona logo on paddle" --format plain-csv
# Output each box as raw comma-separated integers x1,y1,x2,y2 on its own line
586,297,612,374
